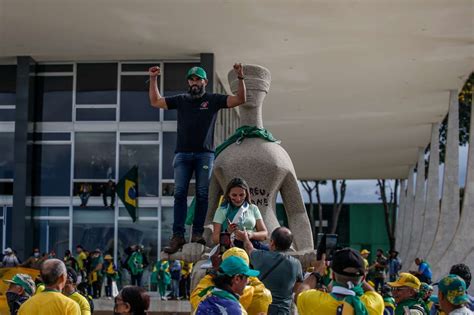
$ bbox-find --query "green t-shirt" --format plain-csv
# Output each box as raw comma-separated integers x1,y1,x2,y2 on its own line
213,203,262,231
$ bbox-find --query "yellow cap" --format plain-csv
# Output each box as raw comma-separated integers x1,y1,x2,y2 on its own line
222,247,250,266
388,272,421,290
360,249,370,255
104,254,113,260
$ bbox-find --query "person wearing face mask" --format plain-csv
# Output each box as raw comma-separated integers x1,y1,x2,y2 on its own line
113,286,150,315
212,177,268,250
195,256,260,315
20,248,43,269
18,258,80,315
148,63,247,255
4,273,35,315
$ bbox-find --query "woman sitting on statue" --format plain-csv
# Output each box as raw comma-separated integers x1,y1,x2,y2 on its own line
212,177,269,250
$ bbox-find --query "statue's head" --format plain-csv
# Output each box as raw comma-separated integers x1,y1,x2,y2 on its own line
228,65,271,109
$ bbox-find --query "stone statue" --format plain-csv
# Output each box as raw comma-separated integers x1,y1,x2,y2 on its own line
204,64,314,252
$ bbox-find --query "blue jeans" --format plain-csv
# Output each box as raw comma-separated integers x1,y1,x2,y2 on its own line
173,152,214,236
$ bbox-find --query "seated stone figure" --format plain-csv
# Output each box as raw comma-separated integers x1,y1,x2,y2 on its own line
204,64,313,252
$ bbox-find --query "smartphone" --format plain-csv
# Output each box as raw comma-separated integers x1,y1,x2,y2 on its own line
316,233,338,260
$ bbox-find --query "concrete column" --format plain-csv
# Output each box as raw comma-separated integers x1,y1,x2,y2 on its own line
426,90,460,265
395,179,407,251
400,166,415,261
417,123,441,260
432,94,473,279
12,57,36,260
406,148,426,266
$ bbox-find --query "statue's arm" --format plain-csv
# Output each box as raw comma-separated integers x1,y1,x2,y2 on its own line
280,172,314,251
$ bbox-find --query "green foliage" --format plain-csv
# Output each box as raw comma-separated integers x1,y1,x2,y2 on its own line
439,72,472,163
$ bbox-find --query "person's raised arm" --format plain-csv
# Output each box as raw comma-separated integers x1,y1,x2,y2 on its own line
148,66,168,109
227,63,246,108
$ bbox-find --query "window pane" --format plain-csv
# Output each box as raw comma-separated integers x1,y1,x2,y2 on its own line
75,132,116,179
119,145,159,197
121,64,155,72
33,207,69,217
35,76,73,122
118,220,157,286
163,62,199,121
76,63,117,104
0,65,16,105
0,109,15,121
33,144,71,196
34,220,69,257
76,108,116,121
160,207,190,247
162,132,177,179
0,133,14,179
120,76,159,122
73,207,114,253
120,133,158,141
119,207,156,218
37,64,73,72
33,133,71,141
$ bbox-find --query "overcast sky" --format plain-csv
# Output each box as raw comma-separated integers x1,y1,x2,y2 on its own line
289,145,469,204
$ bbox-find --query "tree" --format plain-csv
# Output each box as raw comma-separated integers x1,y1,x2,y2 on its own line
330,180,346,234
301,180,316,244
315,180,327,234
438,72,472,163
376,179,399,250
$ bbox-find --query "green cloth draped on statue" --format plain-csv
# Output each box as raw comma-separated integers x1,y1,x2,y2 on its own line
185,126,280,225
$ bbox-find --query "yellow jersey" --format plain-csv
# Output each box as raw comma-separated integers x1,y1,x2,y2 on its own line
67,292,91,315
18,290,81,315
297,290,384,315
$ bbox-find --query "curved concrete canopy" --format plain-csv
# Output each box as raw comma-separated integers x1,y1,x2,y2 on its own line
0,0,472,179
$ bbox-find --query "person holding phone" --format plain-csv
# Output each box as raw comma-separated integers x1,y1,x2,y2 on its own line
212,177,268,250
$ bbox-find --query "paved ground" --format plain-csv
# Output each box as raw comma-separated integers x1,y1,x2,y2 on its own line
94,292,191,315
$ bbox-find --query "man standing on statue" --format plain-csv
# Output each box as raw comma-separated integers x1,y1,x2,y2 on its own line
149,63,246,254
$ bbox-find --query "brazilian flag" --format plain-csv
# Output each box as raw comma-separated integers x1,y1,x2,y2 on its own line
117,165,138,222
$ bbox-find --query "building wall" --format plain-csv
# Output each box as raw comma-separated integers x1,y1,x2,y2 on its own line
349,203,390,262
0,59,240,285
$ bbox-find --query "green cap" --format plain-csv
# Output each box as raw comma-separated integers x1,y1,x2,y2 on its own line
4,274,35,296
219,256,260,278
186,66,207,80
438,274,470,306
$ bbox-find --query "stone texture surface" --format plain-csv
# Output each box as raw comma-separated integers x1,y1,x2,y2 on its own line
426,90,459,265
203,65,313,251
405,148,426,267
431,97,473,280
400,167,415,260
417,123,440,260
395,179,407,251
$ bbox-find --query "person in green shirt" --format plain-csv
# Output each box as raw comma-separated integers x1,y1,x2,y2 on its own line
151,259,171,300
212,177,268,250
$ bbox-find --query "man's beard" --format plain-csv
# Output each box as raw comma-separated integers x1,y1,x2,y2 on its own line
188,85,205,99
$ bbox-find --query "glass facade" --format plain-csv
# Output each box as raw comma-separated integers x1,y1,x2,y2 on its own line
0,60,240,285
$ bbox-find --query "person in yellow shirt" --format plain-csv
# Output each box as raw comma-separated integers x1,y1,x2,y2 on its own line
191,247,272,314
18,258,80,315
64,267,91,315
75,245,88,282
295,248,384,315
360,249,370,271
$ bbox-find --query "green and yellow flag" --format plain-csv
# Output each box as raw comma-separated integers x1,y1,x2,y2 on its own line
117,165,139,222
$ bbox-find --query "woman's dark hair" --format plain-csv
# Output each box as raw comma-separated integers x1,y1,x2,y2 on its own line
223,177,252,206
120,286,150,315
